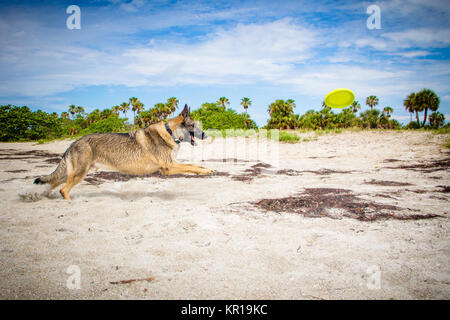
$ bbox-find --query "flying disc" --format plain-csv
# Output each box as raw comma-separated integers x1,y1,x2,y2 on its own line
324,88,355,109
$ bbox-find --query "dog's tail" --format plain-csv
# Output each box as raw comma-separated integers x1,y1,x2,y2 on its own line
34,156,67,186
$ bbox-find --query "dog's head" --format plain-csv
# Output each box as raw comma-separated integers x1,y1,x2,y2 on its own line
179,104,207,146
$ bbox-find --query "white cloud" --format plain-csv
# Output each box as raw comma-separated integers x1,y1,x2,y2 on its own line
0,18,320,96
389,50,431,58
353,28,450,54
382,28,450,48
378,0,450,17
119,0,147,12
354,38,389,50
123,18,317,84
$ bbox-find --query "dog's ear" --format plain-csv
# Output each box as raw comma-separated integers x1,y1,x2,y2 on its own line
180,104,189,118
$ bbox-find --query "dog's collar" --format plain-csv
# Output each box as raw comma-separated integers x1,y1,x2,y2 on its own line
165,122,180,144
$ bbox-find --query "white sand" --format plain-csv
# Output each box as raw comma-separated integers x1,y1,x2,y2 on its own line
0,130,448,299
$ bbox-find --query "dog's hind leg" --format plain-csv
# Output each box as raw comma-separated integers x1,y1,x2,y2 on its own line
60,156,91,201
60,168,89,201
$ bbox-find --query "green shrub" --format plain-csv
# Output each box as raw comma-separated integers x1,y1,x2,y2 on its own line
279,131,300,143
359,109,381,129
266,99,298,129
191,103,257,130
404,121,421,129
0,105,64,141
433,123,450,134
80,115,127,134
429,111,445,128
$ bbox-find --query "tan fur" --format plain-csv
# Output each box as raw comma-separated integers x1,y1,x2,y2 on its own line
36,108,212,200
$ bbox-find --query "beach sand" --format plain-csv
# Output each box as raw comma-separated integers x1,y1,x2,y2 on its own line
0,130,448,299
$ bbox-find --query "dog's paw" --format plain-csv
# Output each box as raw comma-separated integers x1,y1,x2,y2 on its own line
201,168,214,174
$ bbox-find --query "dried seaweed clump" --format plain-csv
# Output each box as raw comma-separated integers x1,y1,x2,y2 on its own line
253,188,441,221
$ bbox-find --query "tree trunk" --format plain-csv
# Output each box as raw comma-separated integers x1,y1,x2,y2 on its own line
422,107,428,127
415,111,420,127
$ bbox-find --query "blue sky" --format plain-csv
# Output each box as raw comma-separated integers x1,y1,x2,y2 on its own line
0,0,449,126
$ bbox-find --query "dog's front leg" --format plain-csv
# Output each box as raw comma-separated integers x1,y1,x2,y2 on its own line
161,163,213,175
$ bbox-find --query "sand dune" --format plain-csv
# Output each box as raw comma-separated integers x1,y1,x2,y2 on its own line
0,130,448,299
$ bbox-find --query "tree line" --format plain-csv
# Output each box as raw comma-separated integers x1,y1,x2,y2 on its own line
265,89,445,130
0,89,446,142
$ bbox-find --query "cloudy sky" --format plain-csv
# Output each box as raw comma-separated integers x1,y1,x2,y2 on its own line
0,0,449,125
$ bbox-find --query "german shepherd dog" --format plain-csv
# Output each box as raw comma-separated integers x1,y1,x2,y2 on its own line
34,105,212,200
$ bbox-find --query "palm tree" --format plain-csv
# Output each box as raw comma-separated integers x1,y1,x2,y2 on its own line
120,102,130,118
351,101,361,113
112,105,121,116
404,92,416,124
240,97,251,112
61,111,70,120
68,104,76,119
100,108,114,120
217,97,230,110
151,102,172,121
366,96,379,110
241,112,255,129
383,106,393,119
129,97,140,125
286,99,296,110
267,99,297,129
415,88,440,127
167,97,179,116
75,106,85,118
131,101,144,125
135,101,144,116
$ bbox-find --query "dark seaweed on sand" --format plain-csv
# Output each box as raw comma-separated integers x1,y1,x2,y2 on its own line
253,188,442,221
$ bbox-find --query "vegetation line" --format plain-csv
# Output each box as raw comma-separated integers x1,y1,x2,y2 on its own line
0,89,447,142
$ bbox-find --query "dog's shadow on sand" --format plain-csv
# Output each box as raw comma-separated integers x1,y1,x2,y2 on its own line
73,190,182,201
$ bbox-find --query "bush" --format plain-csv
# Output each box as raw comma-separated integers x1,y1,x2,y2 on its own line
359,109,380,129
266,99,298,129
335,108,357,128
298,110,319,129
0,105,64,141
404,121,421,129
389,119,402,129
429,111,445,128
191,103,257,130
297,107,357,130
80,115,127,134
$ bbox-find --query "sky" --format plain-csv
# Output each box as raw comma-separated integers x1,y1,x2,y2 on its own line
0,0,449,126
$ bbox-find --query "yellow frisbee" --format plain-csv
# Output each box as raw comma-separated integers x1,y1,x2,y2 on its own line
324,88,355,108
